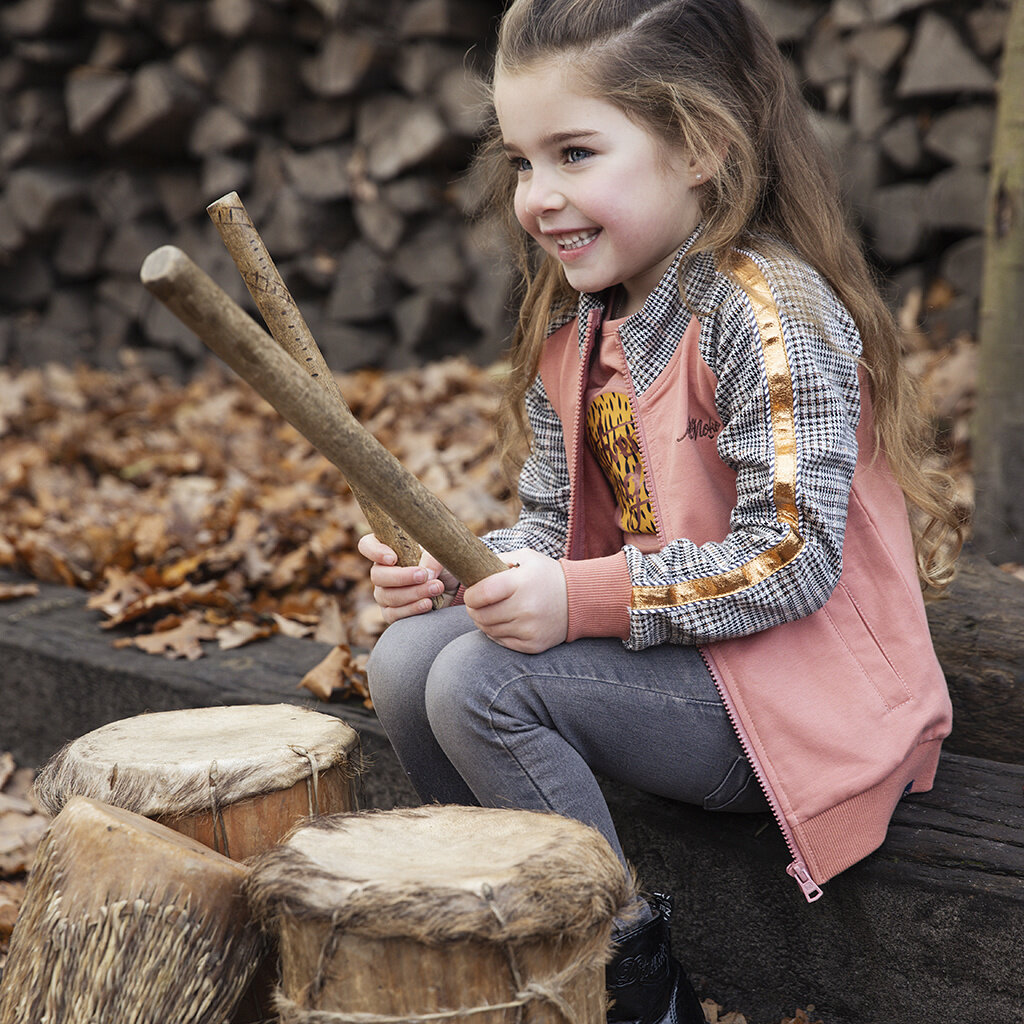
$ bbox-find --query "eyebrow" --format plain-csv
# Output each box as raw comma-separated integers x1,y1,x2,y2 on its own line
501,129,600,152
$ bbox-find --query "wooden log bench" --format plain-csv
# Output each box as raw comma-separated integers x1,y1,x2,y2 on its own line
2,572,1023,1024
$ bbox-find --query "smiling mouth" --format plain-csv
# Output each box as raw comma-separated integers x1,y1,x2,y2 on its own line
554,229,600,251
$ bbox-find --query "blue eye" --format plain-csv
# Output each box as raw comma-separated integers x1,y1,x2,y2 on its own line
509,156,531,173
564,147,593,164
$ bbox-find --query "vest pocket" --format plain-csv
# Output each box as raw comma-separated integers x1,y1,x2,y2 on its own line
822,582,913,712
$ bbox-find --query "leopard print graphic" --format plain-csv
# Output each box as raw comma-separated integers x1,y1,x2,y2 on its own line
586,392,657,534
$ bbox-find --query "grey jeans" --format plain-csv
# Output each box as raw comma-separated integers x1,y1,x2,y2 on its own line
366,605,766,871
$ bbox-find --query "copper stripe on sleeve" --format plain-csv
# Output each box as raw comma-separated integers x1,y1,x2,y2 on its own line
632,254,804,610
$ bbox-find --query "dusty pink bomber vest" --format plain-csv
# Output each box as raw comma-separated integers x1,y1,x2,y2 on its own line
539,308,952,899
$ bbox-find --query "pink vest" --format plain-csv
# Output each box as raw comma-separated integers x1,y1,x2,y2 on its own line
540,308,951,900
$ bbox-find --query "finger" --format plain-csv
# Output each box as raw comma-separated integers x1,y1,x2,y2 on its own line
380,597,437,624
370,564,434,589
378,589,438,618
466,601,518,628
374,578,446,609
357,533,398,565
481,628,534,654
378,594,438,623
466,605,524,641
463,570,518,609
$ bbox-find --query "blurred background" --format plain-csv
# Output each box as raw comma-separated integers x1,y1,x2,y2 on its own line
0,0,1005,380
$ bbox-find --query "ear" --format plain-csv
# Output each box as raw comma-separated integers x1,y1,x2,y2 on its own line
688,142,728,185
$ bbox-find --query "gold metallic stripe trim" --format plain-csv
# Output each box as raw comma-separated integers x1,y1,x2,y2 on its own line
632,254,803,610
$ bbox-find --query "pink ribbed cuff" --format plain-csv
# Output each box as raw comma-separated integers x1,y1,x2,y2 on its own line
559,552,632,642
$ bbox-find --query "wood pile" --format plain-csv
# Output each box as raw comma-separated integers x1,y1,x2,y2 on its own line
0,0,1009,378
0,0,512,378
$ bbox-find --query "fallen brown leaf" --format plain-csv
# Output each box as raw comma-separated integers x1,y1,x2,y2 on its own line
0,756,50,974
272,613,317,639
86,565,154,618
1000,562,1024,584
100,579,229,629
113,614,219,660
781,1009,823,1024
0,880,24,939
313,598,349,646
216,619,274,650
0,804,48,876
299,644,370,704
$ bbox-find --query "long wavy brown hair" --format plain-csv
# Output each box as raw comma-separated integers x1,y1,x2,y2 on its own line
472,0,963,595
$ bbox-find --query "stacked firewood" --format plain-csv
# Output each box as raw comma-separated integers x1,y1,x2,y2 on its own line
0,0,513,378
0,0,1009,377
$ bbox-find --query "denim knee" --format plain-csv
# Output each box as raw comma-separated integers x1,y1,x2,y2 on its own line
365,617,429,716
423,632,505,747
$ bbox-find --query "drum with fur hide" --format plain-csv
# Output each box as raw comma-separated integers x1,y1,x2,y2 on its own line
33,704,361,861
0,796,264,1024
245,805,635,1024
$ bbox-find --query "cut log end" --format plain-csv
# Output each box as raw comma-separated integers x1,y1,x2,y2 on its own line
139,244,189,297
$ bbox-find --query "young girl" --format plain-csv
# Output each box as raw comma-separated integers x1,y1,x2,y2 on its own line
358,1,962,1020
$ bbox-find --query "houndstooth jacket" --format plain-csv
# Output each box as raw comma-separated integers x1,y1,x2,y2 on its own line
478,229,951,896
481,229,863,650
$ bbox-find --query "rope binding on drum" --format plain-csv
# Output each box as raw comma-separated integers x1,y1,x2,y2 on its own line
271,883,606,1024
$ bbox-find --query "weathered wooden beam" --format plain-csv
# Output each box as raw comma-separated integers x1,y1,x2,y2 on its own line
926,550,1024,763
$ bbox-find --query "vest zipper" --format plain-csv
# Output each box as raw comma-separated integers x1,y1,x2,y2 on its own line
697,645,824,903
566,309,603,560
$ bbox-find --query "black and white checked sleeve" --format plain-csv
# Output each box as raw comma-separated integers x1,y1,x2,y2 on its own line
479,374,571,560
622,254,863,649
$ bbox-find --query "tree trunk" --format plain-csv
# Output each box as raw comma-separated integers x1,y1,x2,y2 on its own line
971,0,1024,564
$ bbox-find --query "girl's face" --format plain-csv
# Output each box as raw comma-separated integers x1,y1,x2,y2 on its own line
494,62,704,317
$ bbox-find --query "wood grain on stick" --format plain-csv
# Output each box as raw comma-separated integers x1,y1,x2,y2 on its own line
206,190,423,571
141,244,507,589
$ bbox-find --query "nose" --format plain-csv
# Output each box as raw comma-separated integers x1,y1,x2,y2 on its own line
521,170,566,217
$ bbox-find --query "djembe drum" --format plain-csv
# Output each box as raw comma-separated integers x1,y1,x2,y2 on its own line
31,703,362,1023
32,703,361,861
0,796,264,1024
245,805,634,1024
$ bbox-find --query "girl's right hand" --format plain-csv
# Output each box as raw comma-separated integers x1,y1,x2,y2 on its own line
356,533,458,623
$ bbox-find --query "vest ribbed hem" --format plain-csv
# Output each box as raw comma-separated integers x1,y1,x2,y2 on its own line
793,737,943,883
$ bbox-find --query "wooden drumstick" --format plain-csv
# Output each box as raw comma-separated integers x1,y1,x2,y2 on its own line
141,244,508,589
206,190,424,574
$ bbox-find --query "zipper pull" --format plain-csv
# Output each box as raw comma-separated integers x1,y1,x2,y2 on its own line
787,861,823,903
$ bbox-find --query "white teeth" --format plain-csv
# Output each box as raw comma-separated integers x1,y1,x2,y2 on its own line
556,230,599,250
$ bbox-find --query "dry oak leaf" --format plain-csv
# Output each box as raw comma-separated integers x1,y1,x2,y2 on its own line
1,880,24,939
87,565,153,618
100,579,228,629
216,619,274,650
113,614,218,660
0,808,48,876
272,613,317,639
299,644,370,705
781,1011,823,1024
0,582,38,602
1,755,50,880
313,597,349,646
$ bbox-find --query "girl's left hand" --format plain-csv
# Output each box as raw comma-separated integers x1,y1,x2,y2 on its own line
462,548,568,654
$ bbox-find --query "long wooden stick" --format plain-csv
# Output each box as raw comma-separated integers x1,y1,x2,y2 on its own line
206,190,423,571
141,245,508,588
